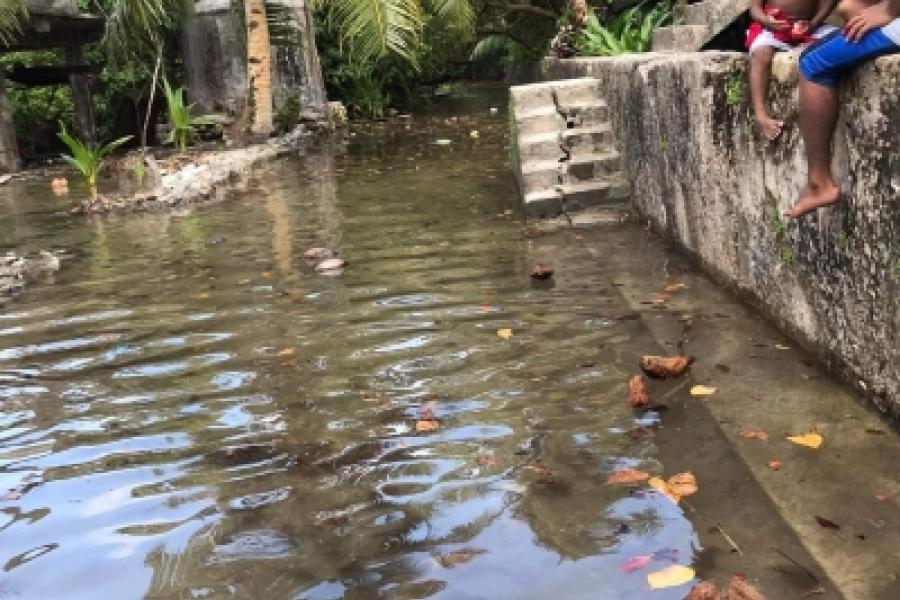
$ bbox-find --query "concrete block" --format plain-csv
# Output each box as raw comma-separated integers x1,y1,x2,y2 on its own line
524,189,564,218
653,25,710,52
561,126,615,154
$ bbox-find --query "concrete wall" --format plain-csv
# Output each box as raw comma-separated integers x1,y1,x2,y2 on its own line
0,74,19,173
542,52,899,418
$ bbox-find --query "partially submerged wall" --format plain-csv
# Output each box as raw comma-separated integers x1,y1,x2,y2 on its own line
542,52,899,418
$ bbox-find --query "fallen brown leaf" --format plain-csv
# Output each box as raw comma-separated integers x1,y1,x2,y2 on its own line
739,429,769,441
814,516,840,530
436,548,485,568
628,375,651,408
724,574,767,600
766,459,782,471
684,581,722,600
649,472,698,503
415,419,440,432
640,355,695,379
607,468,650,484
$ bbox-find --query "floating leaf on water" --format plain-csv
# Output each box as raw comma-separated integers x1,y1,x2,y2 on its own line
434,139,452,145
814,515,840,530
276,348,296,357
607,468,650,484
649,472,698,503
497,328,513,340
529,264,554,280
4,491,22,501
194,292,210,299
528,464,554,483
875,493,888,501
469,130,480,139
261,272,272,278
787,431,823,449
739,429,769,441
775,344,791,350
651,548,679,563
647,565,696,589
684,581,722,600
239,278,251,285
690,385,717,397
662,282,687,293
628,375,650,408
304,247,336,260
724,574,767,600
415,419,440,432
619,554,652,573
640,355,695,379
436,548,485,568
766,459,783,471
477,454,498,466
315,258,346,272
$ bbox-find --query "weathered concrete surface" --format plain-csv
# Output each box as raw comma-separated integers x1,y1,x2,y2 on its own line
541,52,899,420
653,0,745,51
79,129,315,215
0,251,61,302
0,74,17,173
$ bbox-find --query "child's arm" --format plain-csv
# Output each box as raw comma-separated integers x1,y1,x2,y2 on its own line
844,0,898,40
749,0,790,30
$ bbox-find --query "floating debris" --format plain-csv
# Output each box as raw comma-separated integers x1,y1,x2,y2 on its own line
304,247,337,260
315,258,346,272
529,264,554,280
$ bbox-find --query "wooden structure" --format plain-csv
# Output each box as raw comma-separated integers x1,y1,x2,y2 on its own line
0,0,103,172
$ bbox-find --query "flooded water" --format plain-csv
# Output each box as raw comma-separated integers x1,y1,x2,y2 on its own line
0,87,825,599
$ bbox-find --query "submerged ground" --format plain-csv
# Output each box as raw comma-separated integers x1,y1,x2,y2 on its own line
0,87,896,600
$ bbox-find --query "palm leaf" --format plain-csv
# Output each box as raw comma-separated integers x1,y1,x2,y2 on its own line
327,0,424,62
104,0,192,60
0,0,26,46
426,0,474,38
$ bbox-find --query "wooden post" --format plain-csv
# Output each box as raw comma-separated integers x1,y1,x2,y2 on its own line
0,72,19,173
66,45,96,144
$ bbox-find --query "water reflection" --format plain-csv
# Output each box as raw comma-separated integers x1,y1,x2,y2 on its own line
0,90,696,600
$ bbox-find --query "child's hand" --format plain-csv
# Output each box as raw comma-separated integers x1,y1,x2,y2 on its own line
764,15,790,32
793,20,811,36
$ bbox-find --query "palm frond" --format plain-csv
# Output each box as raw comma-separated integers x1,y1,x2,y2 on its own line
0,0,27,47
427,0,474,38
327,0,423,62
104,0,192,59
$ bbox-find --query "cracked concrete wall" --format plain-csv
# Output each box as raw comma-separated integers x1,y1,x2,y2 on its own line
542,52,899,418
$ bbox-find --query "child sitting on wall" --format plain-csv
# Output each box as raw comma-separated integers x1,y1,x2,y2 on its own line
747,0,838,140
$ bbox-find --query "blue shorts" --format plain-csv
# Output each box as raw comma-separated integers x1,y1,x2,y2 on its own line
799,28,899,87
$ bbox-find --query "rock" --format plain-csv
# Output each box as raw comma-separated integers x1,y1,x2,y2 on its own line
315,258,346,272
529,264,554,280
627,375,651,408
304,247,336,260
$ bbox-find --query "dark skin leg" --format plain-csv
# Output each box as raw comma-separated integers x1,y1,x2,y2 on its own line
784,75,841,218
750,46,785,141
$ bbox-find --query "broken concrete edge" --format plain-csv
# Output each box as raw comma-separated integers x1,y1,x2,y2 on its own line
0,251,62,303
75,126,325,216
540,51,899,421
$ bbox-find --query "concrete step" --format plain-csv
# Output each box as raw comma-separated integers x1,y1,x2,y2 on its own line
561,125,615,154
561,152,622,183
509,82,556,114
558,177,629,211
560,100,610,128
515,107,566,137
521,159,563,192
684,0,746,28
517,131,562,162
553,78,604,110
523,188,564,219
653,24,710,52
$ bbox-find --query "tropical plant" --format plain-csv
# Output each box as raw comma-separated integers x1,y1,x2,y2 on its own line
57,121,132,199
161,78,226,151
0,0,26,46
574,3,672,56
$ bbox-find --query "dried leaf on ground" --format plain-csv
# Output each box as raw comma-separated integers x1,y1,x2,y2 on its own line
724,574,767,600
640,355,695,379
787,432,823,449
436,548,485,568
619,554,651,573
497,328,513,339
690,385,717,397
685,581,722,600
607,468,650,484
647,564,696,589
739,429,769,441
415,419,440,432
766,459,783,471
649,472,698,503
628,375,651,408
814,516,840,530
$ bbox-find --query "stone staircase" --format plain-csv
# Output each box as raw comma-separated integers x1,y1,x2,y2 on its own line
510,79,629,220
653,0,746,51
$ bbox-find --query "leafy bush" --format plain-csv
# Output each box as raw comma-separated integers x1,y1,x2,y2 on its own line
57,121,132,199
574,3,673,57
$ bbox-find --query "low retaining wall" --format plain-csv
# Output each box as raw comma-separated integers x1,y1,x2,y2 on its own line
542,52,899,418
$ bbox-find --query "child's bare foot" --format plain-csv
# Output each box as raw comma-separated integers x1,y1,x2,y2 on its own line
756,115,784,141
783,181,841,218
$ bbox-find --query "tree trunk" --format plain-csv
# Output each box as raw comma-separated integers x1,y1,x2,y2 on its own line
244,0,273,136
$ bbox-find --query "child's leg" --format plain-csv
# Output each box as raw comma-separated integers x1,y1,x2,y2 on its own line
749,46,783,141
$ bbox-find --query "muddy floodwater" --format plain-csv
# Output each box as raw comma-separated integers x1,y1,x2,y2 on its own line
0,88,833,600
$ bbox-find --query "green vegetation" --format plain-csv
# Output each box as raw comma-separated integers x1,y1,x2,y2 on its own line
0,0,26,45
574,3,673,57
725,72,744,106
161,79,225,151
57,122,132,199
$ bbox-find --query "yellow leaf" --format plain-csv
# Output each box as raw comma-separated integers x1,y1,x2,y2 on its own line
647,565,695,589
787,432,823,449
690,385,717,397
497,328,513,340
